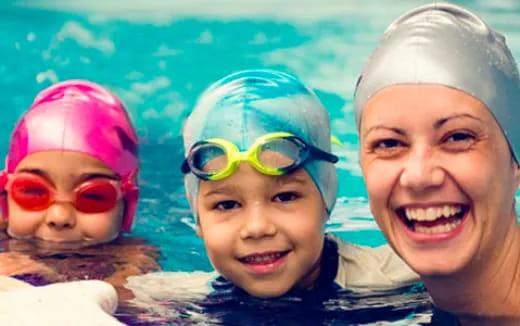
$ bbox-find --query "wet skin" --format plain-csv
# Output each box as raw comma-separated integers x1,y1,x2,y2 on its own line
359,84,520,316
7,151,124,244
196,163,327,298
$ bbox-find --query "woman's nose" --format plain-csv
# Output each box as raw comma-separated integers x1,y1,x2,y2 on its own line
399,145,445,192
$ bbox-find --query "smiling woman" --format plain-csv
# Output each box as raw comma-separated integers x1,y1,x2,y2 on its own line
354,3,520,324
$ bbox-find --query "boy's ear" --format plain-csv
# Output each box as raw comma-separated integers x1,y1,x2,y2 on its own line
196,220,203,238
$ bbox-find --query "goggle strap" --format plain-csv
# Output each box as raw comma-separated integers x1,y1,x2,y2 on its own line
181,160,190,174
308,146,339,163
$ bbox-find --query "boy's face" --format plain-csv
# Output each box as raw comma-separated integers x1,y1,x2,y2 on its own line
196,162,327,298
7,151,124,244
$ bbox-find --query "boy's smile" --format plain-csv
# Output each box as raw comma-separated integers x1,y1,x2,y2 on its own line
196,163,327,297
238,250,290,275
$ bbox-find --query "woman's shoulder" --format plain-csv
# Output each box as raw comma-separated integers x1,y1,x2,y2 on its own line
327,234,420,289
125,270,218,299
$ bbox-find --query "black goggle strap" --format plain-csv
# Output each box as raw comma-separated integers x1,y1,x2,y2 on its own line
308,146,339,164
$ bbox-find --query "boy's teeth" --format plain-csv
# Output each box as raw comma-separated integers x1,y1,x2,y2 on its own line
414,219,461,234
405,205,462,221
243,252,282,263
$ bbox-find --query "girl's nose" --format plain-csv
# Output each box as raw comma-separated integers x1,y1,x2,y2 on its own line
45,202,76,230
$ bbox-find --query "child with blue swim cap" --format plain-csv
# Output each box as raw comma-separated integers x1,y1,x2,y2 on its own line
178,69,418,297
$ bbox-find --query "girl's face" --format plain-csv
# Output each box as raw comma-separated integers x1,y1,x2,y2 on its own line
359,84,520,277
6,151,124,244
196,163,327,298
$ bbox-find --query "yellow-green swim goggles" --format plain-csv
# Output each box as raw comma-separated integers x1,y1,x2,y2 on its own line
181,132,339,181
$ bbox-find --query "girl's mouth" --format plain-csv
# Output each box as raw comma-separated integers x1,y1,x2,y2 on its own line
397,204,468,235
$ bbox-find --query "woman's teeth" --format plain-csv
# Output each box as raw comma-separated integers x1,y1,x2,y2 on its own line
405,205,462,221
414,220,462,234
402,205,464,234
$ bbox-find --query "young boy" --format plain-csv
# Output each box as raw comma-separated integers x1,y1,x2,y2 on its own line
179,69,418,297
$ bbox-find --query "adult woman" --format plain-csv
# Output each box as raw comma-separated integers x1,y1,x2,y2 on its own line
354,3,520,324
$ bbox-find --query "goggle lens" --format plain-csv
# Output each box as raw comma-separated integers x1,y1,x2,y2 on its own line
258,138,303,170
75,182,118,213
11,177,51,211
10,176,119,213
192,143,228,174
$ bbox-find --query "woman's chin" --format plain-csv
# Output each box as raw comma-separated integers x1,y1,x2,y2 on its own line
409,258,465,277
397,244,477,279
390,212,479,278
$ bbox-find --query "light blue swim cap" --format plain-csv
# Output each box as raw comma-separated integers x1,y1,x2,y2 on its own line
183,69,338,215
354,3,520,161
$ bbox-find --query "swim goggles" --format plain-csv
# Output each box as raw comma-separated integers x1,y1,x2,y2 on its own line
181,132,339,181
6,173,123,213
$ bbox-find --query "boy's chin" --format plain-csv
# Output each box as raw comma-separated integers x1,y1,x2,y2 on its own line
240,282,293,298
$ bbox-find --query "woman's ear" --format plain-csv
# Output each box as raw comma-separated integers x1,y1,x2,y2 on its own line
514,163,520,189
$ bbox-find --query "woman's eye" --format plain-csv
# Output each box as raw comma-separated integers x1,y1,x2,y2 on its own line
443,131,476,151
376,139,402,149
446,132,473,142
368,138,406,157
273,192,299,202
214,200,240,211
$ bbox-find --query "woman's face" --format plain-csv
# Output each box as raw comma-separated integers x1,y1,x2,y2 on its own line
359,84,520,276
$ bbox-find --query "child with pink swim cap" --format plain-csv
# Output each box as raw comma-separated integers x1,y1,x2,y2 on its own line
0,80,160,301
0,79,139,243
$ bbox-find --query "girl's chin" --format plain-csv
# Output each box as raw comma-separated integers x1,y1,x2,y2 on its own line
8,235,109,250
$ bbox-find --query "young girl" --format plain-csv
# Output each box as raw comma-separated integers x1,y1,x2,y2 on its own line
0,80,160,300
1,79,138,242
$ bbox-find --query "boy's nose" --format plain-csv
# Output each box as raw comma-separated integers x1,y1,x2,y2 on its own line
240,205,277,240
45,203,76,230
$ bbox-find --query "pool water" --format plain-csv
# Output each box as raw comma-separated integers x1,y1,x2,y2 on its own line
1,0,520,324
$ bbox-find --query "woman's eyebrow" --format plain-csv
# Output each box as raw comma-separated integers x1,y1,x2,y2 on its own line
362,125,406,138
434,113,485,129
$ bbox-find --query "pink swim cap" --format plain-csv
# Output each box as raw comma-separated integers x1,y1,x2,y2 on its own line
1,80,139,232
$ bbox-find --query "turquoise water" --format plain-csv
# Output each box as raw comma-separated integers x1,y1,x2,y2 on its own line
2,0,520,270
2,1,520,322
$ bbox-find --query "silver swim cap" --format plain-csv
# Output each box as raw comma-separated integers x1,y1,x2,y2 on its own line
354,2,520,160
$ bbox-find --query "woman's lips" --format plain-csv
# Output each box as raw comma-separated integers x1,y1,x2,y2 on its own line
396,204,469,243
238,250,290,275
